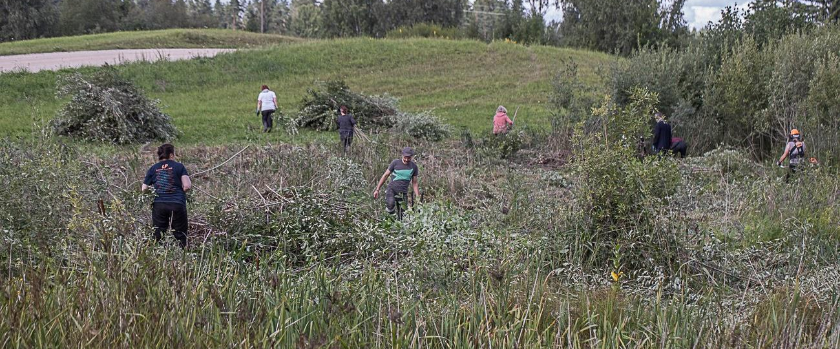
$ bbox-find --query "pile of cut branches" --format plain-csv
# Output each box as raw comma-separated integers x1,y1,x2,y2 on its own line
295,80,398,131
51,69,178,144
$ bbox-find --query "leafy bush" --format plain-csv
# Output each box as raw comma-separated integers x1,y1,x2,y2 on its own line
322,156,367,195
295,80,398,131
684,146,762,179
479,130,525,159
236,186,366,262
51,69,178,144
550,60,598,134
395,203,502,290
564,89,682,269
392,110,450,141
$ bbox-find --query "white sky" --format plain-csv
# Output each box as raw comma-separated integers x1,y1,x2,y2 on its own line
543,1,753,30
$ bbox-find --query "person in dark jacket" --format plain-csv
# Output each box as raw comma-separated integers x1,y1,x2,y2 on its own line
142,144,191,248
651,112,672,155
335,105,357,156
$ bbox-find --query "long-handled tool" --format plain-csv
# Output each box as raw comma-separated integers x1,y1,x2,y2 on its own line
509,106,520,132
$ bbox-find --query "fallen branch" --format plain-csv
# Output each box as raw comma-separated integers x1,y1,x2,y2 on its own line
193,145,250,177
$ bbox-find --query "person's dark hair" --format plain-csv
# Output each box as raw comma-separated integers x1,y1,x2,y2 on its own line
158,143,175,160
340,105,348,114
261,85,269,91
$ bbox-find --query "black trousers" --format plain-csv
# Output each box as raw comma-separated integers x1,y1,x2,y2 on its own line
340,133,353,154
385,186,408,214
152,202,188,248
261,109,275,132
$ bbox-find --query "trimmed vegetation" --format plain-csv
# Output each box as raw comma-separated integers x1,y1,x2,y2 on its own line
0,29,300,56
2,127,839,347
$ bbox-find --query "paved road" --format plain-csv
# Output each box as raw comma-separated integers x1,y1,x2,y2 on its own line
0,48,234,73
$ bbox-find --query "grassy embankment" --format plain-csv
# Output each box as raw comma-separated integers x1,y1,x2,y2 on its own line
0,33,611,144
0,28,301,56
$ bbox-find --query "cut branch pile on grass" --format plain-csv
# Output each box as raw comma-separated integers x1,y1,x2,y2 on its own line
296,80,398,131
50,69,178,144
296,79,452,141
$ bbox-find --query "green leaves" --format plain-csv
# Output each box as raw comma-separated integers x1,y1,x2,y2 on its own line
50,69,178,144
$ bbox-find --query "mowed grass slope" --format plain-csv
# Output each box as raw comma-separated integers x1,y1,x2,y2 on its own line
0,37,613,144
0,29,301,56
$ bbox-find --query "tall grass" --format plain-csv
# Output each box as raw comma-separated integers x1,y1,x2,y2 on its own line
2,129,839,347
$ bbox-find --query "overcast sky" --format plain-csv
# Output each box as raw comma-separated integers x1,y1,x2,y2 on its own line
544,1,753,30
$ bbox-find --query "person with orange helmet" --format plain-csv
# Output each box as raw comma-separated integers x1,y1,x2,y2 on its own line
777,129,806,174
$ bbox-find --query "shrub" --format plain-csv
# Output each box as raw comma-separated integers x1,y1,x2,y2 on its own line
50,69,178,144
563,88,682,269
392,110,450,141
550,60,598,134
295,80,398,131
479,130,525,159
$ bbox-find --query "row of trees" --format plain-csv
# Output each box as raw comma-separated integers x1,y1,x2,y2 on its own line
0,0,684,50
0,0,278,41
4,1,840,53
0,0,529,42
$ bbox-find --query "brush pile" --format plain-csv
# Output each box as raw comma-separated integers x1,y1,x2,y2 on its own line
296,80,398,131
51,69,178,144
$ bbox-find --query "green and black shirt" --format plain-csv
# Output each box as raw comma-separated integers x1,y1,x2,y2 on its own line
387,159,419,193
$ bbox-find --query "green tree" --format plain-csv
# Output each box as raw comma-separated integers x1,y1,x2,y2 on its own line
792,0,840,22
268,0,290,33
290,0,321,37
321,0,386,37
0,0,59,42
745,0,811,46
59,0,124,35
386,0,465,28
214,0,228,28
560,0,687,55
188,0,216,27
229,0,245,29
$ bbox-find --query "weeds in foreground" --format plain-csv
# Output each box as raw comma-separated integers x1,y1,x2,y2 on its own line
1,130,839,347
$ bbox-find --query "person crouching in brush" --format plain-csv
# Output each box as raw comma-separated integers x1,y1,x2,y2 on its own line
142,144,191,248
493,106,514,135
335,105,357,156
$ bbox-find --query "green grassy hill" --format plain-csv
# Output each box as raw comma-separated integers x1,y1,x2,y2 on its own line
0,35,612,144
0,29,301,56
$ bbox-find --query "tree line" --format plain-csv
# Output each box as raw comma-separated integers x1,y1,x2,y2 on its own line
2,1,840,53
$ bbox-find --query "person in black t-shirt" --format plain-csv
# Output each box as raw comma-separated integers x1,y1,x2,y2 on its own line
142,144,192,248
335,105,357,155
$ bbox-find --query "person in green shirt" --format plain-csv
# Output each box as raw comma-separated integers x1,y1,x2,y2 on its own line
373,147,420,214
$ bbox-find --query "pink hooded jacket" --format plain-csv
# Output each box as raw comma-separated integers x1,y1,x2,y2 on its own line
493,111,513,134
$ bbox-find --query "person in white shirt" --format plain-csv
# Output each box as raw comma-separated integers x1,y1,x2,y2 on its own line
256,85,278,133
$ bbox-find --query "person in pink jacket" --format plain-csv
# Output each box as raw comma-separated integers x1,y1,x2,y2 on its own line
493,106,513,135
